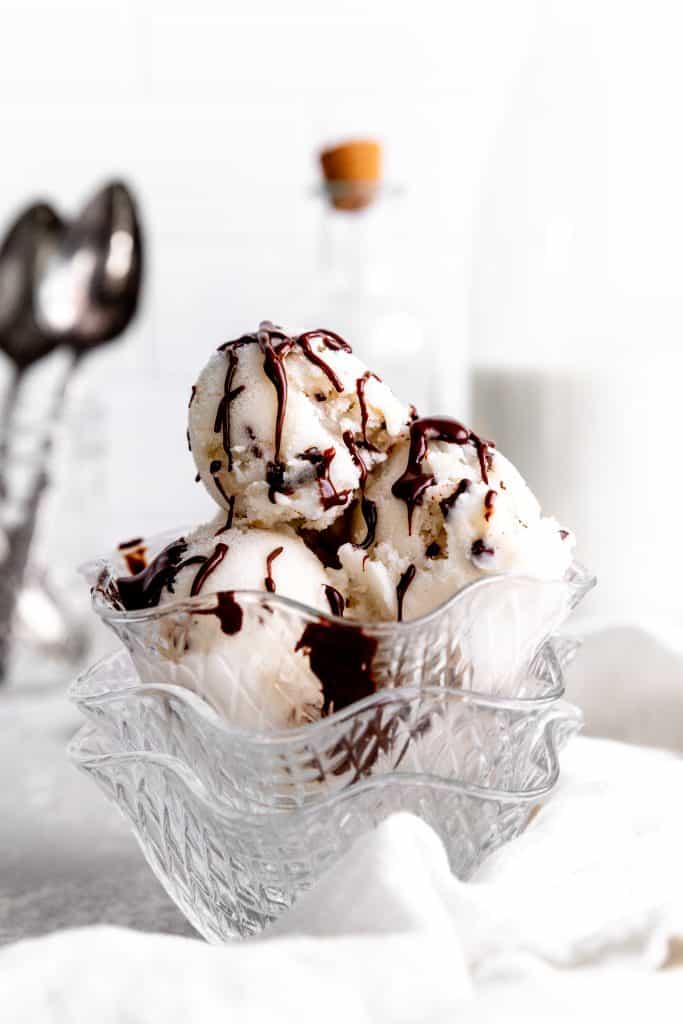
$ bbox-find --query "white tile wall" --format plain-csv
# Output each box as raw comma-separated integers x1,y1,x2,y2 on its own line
2,0,682,559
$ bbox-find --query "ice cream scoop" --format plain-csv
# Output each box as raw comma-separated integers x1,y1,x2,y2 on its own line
188,321,411,531
329,416,575,623
114,519,331,729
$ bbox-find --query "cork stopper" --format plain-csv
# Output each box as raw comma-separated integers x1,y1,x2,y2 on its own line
319,139,382,212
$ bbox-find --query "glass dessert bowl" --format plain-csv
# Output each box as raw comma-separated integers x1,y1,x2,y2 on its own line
70,644,580,812
83,528,595,720
70,542,589,941
70,690,581,941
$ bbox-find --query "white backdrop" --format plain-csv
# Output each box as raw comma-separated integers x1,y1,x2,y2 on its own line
1,0,682,559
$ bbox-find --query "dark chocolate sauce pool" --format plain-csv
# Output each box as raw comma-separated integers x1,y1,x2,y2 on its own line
195,592,243,635
296,621,377,715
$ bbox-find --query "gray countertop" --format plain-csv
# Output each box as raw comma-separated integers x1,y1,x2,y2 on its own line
0,683,196,946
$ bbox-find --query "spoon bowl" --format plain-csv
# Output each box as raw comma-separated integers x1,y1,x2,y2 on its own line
0,202,64,369
36,181,143,350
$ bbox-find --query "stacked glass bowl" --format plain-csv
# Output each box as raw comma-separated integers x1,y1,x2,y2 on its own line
69,531,595,941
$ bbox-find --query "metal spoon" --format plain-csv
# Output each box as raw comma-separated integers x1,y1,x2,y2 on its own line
36,180,143,349
0,201,64,369
0,181,143,682
0,202,65,497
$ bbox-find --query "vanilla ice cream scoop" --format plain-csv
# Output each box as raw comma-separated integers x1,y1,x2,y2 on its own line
329,417,575,622
188,321,411,531
114,518,334,729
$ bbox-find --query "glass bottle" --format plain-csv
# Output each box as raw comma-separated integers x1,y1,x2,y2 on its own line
294,141,435,415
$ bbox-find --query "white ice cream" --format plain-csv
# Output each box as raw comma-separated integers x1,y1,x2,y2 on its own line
188,322,411,530
106,324,580,732
329,421,574,623
130,519,330,730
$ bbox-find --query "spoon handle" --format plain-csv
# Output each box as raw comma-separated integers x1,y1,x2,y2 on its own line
0,364,23,500
0,350,79,682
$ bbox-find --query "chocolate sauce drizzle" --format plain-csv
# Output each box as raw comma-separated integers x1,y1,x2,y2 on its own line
215,495,236,535
392,418,491,533
299,447,351,511
265,460,293,504
484,489,497,522
297,329,351,393
114,536,244,635
340,429,377,549
214,344,246,472
190,543,228,597
356,372,379,452
359,497,377,549
257,323,294,463
396,564,416,622
297,328,352,354
214,323,359,508
211,469,233,507
324,584,345,617
116,536,232,610
342,430,368,487
425,541,440,559
116,539,191,610
264,545,283,593
189,385,196,408
440,477,471,519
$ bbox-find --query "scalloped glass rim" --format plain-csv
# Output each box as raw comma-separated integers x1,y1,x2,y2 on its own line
83,527,595,635
69,644,569,747
69,710,579,824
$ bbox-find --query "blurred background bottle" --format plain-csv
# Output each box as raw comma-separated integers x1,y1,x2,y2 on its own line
294,139,435,415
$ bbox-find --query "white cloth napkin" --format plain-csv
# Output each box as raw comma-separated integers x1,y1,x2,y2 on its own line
2,734,682,1023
